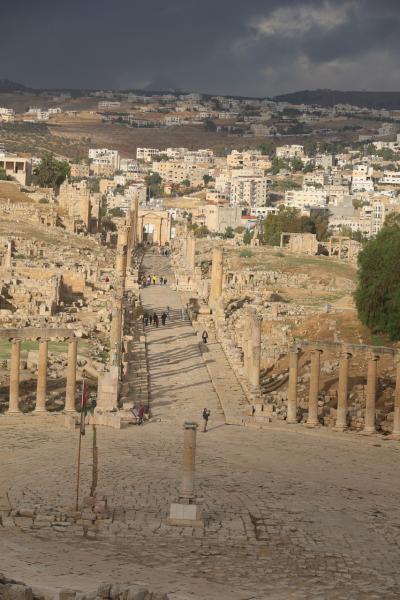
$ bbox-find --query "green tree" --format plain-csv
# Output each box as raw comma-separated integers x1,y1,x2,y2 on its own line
303,161,315,173
223,226,235,239
109,207,125,218
33,154,70,190
243,229,253,245
257,141,274,156
145,172,163,198
204,119,217,132
262,206,328,246
355,216,400,339
0,168,11,181
194,225,209,238
181,179,191,187
270,157,289,175
203,174,214,186
290,158,304,172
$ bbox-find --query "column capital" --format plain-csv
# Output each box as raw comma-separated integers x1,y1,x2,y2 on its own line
289,345,300,355
184,421,198,430
368,352,380,362
339,348,352,359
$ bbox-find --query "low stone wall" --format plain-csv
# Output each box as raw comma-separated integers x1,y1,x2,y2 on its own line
0,574,175,600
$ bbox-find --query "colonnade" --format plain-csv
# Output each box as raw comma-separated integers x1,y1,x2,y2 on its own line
6,336,78,414
110,227,128,366
286,345,400,435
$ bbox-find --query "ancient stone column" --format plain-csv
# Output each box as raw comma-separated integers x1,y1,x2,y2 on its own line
364,353,379,434
126,197,138,270
335,351,351,431
392,357,400,437
248,313,262,388
307,349,322,427
209,247,223,306
65,339,78,412
179,422,198,502
187,236,196,272
110,295,123,365
8,339,21,414
116,227,128,290
35,339,48,412
287,348,299,424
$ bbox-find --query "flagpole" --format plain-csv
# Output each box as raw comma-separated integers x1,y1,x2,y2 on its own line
75,423,82,511
75,378,86,511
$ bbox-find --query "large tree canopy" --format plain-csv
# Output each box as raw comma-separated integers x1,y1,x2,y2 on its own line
263,206,328,246
33,154,70,190
355,216,400,340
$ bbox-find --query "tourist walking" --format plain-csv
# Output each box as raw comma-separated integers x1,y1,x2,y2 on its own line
181,307,185,321
166,305,170,317
153,313,159,327
149,314,153,325
144,313,149,326
138,405,145,425
202,330,209,344
202,408,210,432
163,277,168,285
161,311,167,326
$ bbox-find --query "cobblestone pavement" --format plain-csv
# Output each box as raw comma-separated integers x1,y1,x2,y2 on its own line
0,253,399,599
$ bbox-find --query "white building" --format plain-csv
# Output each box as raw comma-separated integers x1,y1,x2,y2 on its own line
276,145,304,159
98,101,121,110
352,164,374,193
380,171,400,185
89,148,120,170
136,148,161,162
285,187,327,210
230,176,269,207
120,158,141,173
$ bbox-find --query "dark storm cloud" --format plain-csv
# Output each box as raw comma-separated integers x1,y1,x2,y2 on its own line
1,0,400,95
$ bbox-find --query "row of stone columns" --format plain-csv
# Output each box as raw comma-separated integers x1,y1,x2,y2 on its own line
110,227,128,367
7,338,78,414
286,347,400,435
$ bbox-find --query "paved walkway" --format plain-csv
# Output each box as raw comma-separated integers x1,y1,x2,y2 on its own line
140,253,224,426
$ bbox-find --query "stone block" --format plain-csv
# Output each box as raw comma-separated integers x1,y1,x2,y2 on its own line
58,590,77,600
64,414,79,430
13,516,33,528
0,584,33,600
95,583,111,599
126,586,149,600
168,503,203,528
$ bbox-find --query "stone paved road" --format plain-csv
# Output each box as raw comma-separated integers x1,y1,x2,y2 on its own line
0,252,399,599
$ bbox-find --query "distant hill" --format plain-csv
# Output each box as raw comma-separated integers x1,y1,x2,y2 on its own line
0,79,33,93
273,89,400,110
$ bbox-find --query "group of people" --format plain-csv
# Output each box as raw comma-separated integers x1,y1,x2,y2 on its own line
143,309,169,327
140,275,168,287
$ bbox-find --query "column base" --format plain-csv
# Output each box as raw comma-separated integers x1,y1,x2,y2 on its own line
286,418,298,425
362,427,376,435
34,407,47,413
334,425,347,432
387,433,400,440
168,503,204,528
5,409,22,415
306,420,319,428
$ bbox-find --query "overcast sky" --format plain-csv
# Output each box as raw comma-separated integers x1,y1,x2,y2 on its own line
1,0,400,96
